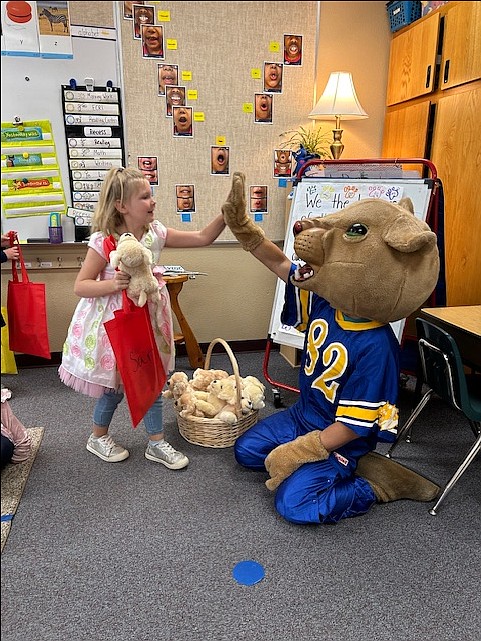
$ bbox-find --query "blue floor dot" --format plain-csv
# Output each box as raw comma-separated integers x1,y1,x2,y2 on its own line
232,560,265,586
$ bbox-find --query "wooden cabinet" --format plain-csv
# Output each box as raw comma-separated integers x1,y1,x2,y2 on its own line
440,2,481,91
430,85,481,306
382,1,481,306
386,12,439,106
382,100,431,158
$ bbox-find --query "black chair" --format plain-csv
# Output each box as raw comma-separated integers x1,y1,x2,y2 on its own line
386,317,481,515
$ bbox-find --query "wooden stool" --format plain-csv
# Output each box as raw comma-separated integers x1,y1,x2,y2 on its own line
164,274,205,369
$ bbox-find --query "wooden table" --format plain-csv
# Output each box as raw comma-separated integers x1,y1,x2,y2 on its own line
420,305,481,371
164,274,205,369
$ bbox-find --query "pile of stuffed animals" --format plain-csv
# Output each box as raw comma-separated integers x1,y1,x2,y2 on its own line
163,368,266,424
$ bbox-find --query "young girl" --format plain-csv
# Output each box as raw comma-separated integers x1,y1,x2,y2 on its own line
59,167,226,468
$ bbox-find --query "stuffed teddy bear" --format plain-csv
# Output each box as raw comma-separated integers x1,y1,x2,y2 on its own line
173,379,241,424
222,171,441,525
208,378,253,423
241,375,266,410
162,371,191,401
109,232,160,307
189,386,232,421
190,367,229,391
175,389,205,419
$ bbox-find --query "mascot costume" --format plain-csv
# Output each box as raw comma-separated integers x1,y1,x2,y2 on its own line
222,172,441,525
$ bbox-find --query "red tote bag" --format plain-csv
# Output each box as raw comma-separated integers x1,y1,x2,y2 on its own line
7,236,51,360
104,290,166,428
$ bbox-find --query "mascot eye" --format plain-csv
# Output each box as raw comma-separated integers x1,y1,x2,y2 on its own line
345,223,368,237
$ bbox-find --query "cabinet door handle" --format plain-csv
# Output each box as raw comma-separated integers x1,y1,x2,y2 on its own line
443,59,450,84
425,65,432,88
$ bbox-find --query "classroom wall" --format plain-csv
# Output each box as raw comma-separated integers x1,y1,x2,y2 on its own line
1,1,391,352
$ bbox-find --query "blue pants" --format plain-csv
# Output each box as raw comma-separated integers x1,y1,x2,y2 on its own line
234,409,376,524
93,390,163,436
1,433,14,468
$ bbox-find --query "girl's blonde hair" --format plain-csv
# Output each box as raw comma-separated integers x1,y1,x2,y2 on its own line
91,167,148,237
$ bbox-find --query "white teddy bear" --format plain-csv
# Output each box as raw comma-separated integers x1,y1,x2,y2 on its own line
109,232,160,307
241,375,266,410
190,367,229,391
162,372,191,401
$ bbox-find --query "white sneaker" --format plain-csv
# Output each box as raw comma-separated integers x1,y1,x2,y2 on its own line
86,434,129,462
145,440,189,469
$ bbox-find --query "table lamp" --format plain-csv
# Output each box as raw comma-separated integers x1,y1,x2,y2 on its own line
308,72,368,159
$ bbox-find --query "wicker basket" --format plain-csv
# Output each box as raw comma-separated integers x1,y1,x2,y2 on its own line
176,338,259,448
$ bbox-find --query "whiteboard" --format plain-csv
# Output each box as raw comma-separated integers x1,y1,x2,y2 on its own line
1,31,120,242
268,177,434,349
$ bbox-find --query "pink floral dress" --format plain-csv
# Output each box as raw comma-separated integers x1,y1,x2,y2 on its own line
58,221,174,398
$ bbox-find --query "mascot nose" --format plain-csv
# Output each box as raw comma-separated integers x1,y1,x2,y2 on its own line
293,220,304,236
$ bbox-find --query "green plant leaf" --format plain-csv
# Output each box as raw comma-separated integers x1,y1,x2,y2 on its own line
279,125,331,158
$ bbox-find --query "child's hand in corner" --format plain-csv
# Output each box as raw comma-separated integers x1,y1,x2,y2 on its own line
3,245,20,261
1,234,19,261
1,233,11,248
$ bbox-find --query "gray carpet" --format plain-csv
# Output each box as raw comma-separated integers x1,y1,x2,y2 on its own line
1,348,480,641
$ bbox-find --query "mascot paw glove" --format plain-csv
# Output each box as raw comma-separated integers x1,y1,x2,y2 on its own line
265,430,329,491
222,171,265,252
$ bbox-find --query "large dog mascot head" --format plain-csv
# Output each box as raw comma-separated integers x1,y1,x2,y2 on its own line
291,198,440,324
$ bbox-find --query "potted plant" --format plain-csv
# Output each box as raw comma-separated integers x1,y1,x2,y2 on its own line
279,125,331,176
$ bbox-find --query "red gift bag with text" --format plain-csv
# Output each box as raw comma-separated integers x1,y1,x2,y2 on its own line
104,290,166,428
7,234,51,360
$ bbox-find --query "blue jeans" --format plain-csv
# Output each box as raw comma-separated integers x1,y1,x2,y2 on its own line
234,409,376,524
93,390,163,436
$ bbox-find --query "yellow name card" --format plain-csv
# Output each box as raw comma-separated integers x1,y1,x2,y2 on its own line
157,10,170,21
181,71,192,81
243,103,253,113
216,136,226,146
187,90,198,100
269,41,280,52
166,39,177,50
193,112,205,122
251,68,261,79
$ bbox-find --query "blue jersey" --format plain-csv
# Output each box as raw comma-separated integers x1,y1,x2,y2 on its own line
281,265,400,459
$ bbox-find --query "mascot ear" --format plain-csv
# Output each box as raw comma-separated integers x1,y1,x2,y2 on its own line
383,201,437,254
398,197,414,214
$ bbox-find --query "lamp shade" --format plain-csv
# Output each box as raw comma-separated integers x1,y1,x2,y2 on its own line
309,72,368,121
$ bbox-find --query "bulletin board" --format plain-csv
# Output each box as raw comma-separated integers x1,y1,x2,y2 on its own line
0,16,120,242
118,1,319,241
268,176,435,349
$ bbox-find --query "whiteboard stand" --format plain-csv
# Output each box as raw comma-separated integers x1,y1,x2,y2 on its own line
263,158,442,407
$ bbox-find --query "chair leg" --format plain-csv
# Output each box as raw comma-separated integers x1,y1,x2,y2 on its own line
468,419,480,438
385,388,433,458
429,433,481,515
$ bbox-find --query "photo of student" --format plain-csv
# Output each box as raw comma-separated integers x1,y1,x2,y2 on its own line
250,185,268,212
210,146,230,175
158,64,178,96
123,1,144,20
137,156,158,185
263,62,283,93
176,184,195,212
141,24,164,59
273,149,292,177
165,86,186,117
133,4,154,39
254,93,273,123
283,34,303,65
172,106,193,137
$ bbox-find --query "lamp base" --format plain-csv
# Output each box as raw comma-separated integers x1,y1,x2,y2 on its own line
330,129,344,160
